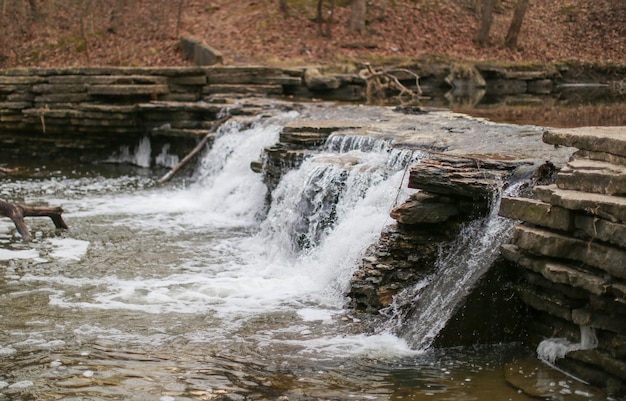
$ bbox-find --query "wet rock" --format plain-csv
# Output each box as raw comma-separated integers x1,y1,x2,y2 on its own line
543,127,626,158
557,159,626,195
390,192,460,224
499,196,573,231
304,67,341,91
501,127,626,396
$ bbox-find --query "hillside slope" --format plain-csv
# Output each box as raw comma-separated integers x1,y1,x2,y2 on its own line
0,0,624,68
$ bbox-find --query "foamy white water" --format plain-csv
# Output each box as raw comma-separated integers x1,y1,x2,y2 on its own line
1,111,422,360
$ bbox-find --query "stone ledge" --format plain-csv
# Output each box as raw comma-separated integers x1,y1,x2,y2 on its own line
574,214,626,248
501,244,609,296
499,196,573,231
543,126,626,158
535,185,626,222
512,225,626,279
557,159,626,195
88,84,170,96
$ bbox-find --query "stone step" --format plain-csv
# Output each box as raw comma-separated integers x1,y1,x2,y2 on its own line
390,192,460,224
34,93,90,103
46,75,167,85
407,156,512,200
149,128,209,138
501,244,609,296
557,158,626,195
206,66,302,86
535,184,626,222
278,131,332,149
543,126,626,158
573,149,626,166
282,120,365,134
88,84,170,96
202,84,283,96
499,196,573,231
574,213,626,248
512,225,626,279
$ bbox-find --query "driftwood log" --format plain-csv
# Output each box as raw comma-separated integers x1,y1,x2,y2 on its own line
0,199,68,241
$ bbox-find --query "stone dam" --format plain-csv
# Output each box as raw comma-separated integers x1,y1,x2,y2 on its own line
1,66,625,398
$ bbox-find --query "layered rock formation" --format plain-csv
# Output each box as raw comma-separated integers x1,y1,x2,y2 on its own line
499,127,626,396
348,155,527,311
0,67,300,162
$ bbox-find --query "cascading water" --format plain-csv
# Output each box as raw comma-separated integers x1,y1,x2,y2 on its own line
381,183,523,351
0,107,549,400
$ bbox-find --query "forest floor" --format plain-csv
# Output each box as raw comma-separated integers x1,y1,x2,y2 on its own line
0,0,624,69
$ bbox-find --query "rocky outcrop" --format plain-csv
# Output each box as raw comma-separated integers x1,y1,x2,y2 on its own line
180,37,223,66
348,154,527,312
499,127,626,396
0,67,300,162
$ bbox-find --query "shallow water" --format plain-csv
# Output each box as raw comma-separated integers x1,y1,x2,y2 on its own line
0,111,607,400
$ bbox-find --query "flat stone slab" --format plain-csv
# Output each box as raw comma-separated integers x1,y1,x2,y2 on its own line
574,214,626,248
535,184,626,222
390,192,460,224
543,126,626,158
558,158,626,195
88,84,170,96
501,244,609,296
513,225,626,279
499,196,573,231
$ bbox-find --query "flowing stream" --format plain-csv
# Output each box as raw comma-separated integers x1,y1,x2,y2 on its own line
0,111,545,400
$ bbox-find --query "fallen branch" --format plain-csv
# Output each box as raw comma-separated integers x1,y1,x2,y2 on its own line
0,199,68,241
0,167,14,175
359,64,423,105
157,115,232,185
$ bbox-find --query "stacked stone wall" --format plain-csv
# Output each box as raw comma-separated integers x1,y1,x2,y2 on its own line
499,126,626,396
0,66,302,161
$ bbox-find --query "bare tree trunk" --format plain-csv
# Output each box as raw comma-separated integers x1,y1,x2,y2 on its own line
28,0,40,20
317,0,323,36
176,0,184,37
279,0,289,16
475,0,496,47
505,0,529,49
316,0,335,37
326,0,335,37
348,0,366,34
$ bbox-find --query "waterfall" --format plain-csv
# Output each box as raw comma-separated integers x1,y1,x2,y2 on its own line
381,183,523,351
259,135,420,257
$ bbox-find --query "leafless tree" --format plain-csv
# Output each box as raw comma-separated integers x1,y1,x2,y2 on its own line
317,0,335,37
279,0,289,16
475,0,496,47
348,0,366,34
505,0,529,49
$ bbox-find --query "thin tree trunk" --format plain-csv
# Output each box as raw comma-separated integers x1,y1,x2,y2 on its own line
317,0,323,36
475,0,496,47
279,0,289,16
505,0,529,49
176,0,184,37
28,0,39,21
325,0,335,37
348,0,366,34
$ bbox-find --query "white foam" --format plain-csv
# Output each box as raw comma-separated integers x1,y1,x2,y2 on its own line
0,248,39,261
47,238,90,261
